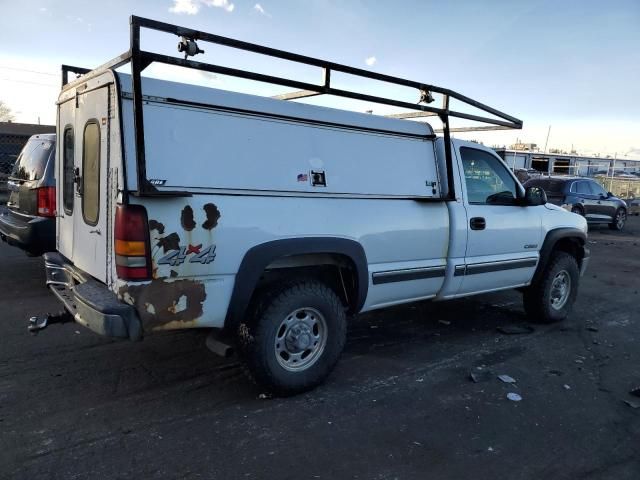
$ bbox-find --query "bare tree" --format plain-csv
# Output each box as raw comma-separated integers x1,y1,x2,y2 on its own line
0,101,15,122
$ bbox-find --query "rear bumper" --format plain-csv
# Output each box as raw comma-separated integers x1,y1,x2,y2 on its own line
44,252,142,340
0,209,55,255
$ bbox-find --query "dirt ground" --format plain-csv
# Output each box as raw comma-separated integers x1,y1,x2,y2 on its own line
1,217,639,480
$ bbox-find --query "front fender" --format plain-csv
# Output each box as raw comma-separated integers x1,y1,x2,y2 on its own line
532,228,587,284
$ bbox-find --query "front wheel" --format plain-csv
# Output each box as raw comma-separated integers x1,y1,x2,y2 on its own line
523,252,579,323
237,278,347,395
609,208,626,230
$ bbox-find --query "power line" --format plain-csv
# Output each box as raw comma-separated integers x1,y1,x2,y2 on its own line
0,65,58,77
0,77,58,88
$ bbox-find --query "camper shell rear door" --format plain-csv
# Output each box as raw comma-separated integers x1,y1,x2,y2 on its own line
57,72,112,283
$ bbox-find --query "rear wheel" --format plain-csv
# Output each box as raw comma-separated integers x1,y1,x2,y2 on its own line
609,208,626,230
523,252,579,323
237,278,347,395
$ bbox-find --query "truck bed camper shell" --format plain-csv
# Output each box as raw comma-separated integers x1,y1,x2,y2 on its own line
60,16,523,200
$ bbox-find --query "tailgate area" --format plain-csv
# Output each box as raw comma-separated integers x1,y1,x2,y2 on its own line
45,252,142,340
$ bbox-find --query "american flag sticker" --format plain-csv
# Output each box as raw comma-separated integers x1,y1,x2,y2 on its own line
297,173,308,182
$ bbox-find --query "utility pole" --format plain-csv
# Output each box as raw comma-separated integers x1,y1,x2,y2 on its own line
543,125,551,154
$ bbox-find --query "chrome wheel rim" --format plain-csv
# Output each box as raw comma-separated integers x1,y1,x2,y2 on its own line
616,211,626,229
550,270,571,310
274,307,327,372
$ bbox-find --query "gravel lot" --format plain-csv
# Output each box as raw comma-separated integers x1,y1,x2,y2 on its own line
1,217,639,479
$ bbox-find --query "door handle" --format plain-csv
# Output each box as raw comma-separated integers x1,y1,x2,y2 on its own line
470,217,486,230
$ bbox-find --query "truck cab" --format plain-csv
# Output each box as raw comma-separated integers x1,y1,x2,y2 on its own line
36,16,589,395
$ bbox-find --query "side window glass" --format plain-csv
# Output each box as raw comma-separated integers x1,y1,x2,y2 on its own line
82,122,100,225
576,182,590,195
62,127,74,214
589,181,606,197
460,147,517,205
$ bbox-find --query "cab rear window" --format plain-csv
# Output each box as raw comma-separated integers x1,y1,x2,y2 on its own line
10,138,53,181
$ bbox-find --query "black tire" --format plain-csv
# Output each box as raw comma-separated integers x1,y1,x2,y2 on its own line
609,208,626,230
237,278,347,395
523,252,579,323
570,205,584,216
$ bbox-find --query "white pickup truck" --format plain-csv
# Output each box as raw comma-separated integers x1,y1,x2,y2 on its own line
36,16,589,394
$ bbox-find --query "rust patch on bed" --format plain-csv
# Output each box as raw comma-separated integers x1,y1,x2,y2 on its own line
157,232,180,253
149,220,165,234
181,206,196,231
119,279,206,331
202,203,221,230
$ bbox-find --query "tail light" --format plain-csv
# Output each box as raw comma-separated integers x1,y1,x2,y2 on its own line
114,204,152,280
37,187,56,217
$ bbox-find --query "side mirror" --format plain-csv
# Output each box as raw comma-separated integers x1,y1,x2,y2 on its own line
524,186,547,206
607,191,614,198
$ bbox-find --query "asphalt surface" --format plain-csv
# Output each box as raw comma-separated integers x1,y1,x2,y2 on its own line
1,217,639,480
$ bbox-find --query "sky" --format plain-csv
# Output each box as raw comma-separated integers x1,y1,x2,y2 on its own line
0,0,638,158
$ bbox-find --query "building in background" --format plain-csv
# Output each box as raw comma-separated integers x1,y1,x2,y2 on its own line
493,148,640,177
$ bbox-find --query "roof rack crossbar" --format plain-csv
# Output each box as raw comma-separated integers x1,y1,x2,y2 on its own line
61,15,523,198
434,125,515,133
272,90,322,101
128,15,522,127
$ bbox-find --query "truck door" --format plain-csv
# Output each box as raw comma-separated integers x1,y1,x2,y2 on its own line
572,181,597,218
588,180,617,221
70,86,110,282
455,145,542,295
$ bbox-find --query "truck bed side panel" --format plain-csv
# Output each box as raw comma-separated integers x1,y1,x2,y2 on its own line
116,196,449,331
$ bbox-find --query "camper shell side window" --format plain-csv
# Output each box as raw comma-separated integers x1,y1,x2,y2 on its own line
82,121,100,226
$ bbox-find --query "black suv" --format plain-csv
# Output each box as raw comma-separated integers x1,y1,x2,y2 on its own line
524,176,627,230
0,134,56,255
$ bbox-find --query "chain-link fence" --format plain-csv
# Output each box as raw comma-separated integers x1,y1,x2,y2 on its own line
0,134,32,204
594,175,640,201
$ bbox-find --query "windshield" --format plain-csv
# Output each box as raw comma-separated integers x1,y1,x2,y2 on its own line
10,138,54,181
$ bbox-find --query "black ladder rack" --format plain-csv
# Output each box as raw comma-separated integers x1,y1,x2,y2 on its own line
61,15,523,198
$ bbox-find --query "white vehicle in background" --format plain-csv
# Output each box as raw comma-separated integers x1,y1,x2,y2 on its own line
34,16,589,394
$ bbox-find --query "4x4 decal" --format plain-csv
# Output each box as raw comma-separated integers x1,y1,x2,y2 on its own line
157,244,217,266
150,203,222,269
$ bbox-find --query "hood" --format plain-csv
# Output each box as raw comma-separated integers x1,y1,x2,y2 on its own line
543,203,588,235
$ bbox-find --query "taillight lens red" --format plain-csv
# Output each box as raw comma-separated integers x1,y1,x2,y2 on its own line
114,204,152,280
37,186,56,217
